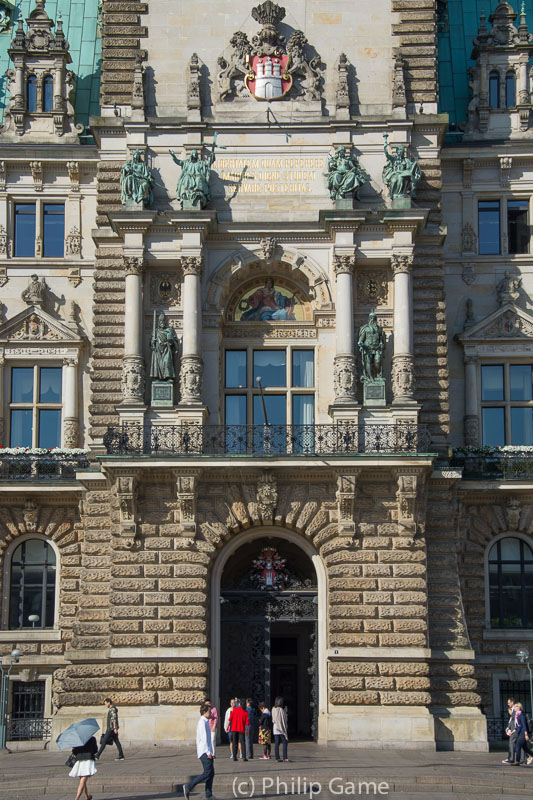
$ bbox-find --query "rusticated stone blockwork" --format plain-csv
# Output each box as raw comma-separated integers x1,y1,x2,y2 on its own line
392,0,438,105
101,0,148,106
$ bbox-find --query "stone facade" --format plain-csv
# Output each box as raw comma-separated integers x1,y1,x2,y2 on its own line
2,0,531,754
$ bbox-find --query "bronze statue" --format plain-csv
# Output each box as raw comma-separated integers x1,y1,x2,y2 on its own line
169,145,216,209
382,133,420,199
150,312,178,380
325,146,366,200
358,311,386,382
120,149,154,207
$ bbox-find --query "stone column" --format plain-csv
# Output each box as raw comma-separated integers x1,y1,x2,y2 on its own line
464,355,480,446
391,253,415,403
179,255,203,404
122,256,146,404
333,254,357,403
62,358,78,448
519,53,529,104
0,355,4,444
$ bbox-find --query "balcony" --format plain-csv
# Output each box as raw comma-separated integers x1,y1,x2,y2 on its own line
452,449,533,481
103,423,432,457
0,449,89,481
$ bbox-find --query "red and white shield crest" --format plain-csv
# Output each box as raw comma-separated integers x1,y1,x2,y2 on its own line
245,53,292,100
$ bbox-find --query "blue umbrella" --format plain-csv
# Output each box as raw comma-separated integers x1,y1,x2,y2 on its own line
56,718,100,750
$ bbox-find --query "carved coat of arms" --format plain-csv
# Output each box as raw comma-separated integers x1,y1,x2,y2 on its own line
245,53,292,100
249,546,289,590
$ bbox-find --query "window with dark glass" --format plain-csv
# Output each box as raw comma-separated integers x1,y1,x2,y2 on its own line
478,200,501,255
43,76,53,112
489,71,500,108
42,204,65,257
481,364,533,446
9,539,57,629
488,537,533,629
14,204,36,257
9,366,62,448
506,71,516,108
507,199,529,254
26,76,37,112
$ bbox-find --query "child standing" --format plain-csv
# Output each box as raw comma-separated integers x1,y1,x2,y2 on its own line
258,702,272,759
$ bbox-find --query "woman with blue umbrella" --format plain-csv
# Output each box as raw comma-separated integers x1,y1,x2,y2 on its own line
56,718,99,800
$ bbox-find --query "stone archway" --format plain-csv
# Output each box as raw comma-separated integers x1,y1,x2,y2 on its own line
210,527,327,741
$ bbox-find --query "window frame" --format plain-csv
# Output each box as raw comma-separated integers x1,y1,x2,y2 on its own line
11,199,65,259
223,345,316,427
485,533,533,630
477,196,532,257
7,364,63,449
480,362,533,446
1,534,60,633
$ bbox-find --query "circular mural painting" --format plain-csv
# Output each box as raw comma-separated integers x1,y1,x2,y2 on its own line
228,276,313,322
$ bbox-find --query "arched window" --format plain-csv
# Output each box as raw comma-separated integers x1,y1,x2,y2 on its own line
489,71,500,108
488,537,533,628
506,71,516,108
43,75,53,112
26,76,37,112
8,539,57,630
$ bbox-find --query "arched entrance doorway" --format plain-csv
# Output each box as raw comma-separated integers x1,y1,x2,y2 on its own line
212,532,322,740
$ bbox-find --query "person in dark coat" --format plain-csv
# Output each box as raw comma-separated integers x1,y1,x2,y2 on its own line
69,734,97,800
95,698,125,761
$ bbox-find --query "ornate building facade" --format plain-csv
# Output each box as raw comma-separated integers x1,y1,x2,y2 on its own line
0,0,529,752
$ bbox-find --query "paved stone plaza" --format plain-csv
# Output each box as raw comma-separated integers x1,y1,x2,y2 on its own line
1,743,532,800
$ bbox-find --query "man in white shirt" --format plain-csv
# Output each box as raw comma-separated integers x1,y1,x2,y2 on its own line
183,704,214,800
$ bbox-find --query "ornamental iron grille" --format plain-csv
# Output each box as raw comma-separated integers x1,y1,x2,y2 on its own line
8,680,49,741
220,542,318,740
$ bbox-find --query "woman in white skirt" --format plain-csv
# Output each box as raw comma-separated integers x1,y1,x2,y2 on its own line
69,735,98,800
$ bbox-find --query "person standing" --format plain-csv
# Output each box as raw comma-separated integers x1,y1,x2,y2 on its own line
245,698,256,759
272,696,289,762
183,704,214,800
512,702,530,766
258,702,272,759
228,698,249,762
69,734,98,800
95,698,124,761
223,698,235,759
205,699,218,755
503,698,517,764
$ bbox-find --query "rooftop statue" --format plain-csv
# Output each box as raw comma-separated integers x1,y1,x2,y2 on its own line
382,133,420,203
120,149,154,208
358,311,386,383
325,146,366,200
169,136,220,209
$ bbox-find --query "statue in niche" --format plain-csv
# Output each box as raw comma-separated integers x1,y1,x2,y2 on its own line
150,312,178,380
120,149,154,208
21,274,47,307
169,144,217,209
358,311,386,383
325,146,366,200
382,133,420,200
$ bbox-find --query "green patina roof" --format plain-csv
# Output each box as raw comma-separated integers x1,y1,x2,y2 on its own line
438,0,533,129
0,0,101,130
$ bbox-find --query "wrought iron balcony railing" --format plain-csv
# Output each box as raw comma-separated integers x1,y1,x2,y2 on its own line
0,451,89,481
452,450,533,481
7,716,52,741
103,423,432,457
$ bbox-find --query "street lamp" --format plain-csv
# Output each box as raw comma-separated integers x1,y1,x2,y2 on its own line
0,648,21,751
516,648,533,721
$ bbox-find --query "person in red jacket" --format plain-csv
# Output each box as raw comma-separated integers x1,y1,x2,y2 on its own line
228,699,249,762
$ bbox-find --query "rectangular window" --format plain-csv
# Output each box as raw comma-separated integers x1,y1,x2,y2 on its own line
482,407,505,447
507,200,529,254
14,204,36,257
253,350,286,387
9,366,62,448
225,351,247,388
478,200,501,255
42,204,65,257
481,365,504,401
481,363,533,446
292,350,314,388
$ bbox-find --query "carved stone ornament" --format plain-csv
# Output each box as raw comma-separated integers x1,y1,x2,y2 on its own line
123,256,144,276
462,262,477,286
464,414,480,447
65,226,81,257
462,223,477,253
496,270,522,306
131,51,145,117
63,418,78,449
506,496,521,530
258,237,278,262
122,355,146,403
333,254,356,276
181,256,203,277
21,274,47,307
23,498,38,533
333,354,357,403
336,472,360,536
66,161,80,191
392,354,415,400
10,312,59,341
0,266,7,288
257,470,277,521
187,52,201,120
335,52,350,118
390,253,413,276
180,354,203,403
392,52,407,110
395,472,421,538
116,475,138,548
216,1,322,103
0,223,7,256
176,474,198,536
357,271,389,306
30,160,43,191
150,272,182,307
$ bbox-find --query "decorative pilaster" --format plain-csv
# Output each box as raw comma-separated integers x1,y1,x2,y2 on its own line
391,253,415,403
116,474,138,549
333,254,357,404
464,355,480,446
62,357,78,448
0,355,4,444
175,472,199,536
122,256,146,405
257,470,278,523
180,256,204,405
395,469,424,541
336,470,361,536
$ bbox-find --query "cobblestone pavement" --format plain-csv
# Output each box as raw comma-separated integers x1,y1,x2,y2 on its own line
0,743,531,800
